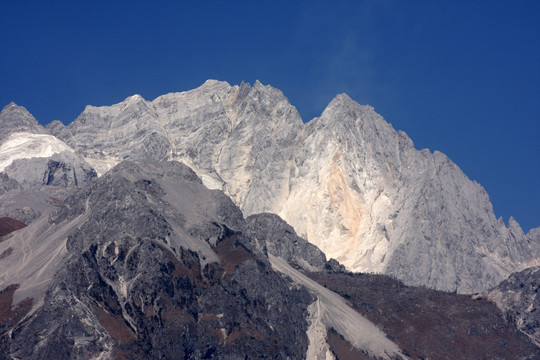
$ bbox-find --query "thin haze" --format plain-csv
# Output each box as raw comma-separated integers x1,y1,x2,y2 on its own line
0,1,538,231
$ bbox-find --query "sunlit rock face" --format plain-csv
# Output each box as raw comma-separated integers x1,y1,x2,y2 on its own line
0,132,96,188
282,93,537,293
39,80,540,293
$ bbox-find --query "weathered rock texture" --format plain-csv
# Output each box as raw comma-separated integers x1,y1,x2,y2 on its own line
0,107,99,223
0,161,319,359
42,80,538,293
485,266,540,347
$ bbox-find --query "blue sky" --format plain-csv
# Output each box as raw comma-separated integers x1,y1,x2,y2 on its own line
1,1,539,231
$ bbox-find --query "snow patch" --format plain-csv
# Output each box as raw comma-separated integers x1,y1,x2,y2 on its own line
269,255,408,360
306,299,335,360
84,157,119,177
199,173,224,190
0,132,75,171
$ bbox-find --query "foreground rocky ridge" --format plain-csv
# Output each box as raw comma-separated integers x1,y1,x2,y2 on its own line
0,161,412,359
0,161,312,359
308,270,540,359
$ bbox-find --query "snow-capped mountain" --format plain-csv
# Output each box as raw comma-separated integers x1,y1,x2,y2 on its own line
1,85,539,355
39,80,538,293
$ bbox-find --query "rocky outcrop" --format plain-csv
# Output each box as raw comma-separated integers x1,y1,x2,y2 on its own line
283,94,537,293
0,173,21,196
527,226,540,258
308,270,540,359
0,183,72,225
245,213,330,272
0,132,97,188
0,103,44,144
0,131,97,224
3,152,96,189
484,266,540,347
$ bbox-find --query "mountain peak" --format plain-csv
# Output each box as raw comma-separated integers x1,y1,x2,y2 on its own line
124,93,144,102
1,102,33,116
0,102,44,143
321,93,375,119
3,101,19,109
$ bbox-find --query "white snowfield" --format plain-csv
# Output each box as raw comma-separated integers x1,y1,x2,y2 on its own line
0,132,75,172
269,255,409,360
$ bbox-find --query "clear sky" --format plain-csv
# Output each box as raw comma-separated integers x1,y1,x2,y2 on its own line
1,0,539,231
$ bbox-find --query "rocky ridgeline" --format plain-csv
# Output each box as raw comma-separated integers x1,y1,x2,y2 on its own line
39,80,537,293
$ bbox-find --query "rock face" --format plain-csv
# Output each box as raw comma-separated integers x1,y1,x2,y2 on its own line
0,161,318,359
245,213,329,272
44,80,537,293
282,94,537,293
0,103,44,144
1,159,536,358
0,128,97,225
485,266,540,347
0,132,97,188
0,140,97,224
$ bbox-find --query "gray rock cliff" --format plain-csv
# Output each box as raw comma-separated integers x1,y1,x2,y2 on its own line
0,161,316,359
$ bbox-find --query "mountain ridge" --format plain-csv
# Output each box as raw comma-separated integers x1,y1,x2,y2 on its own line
1,80,538,294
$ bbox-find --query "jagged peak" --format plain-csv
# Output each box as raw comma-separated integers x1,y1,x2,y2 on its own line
1,102,34,116
320,93,375,120
203,79,231,87
77,94,148,117
0,102,42,137
120,94,148,109
124,93,145,102
252,80,282,94
46,119,65,128
195,79,232,93
253,79,266,89
508,216,523,230
3,101,19,109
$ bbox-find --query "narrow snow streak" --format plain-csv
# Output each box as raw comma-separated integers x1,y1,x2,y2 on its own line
269,255,408,360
